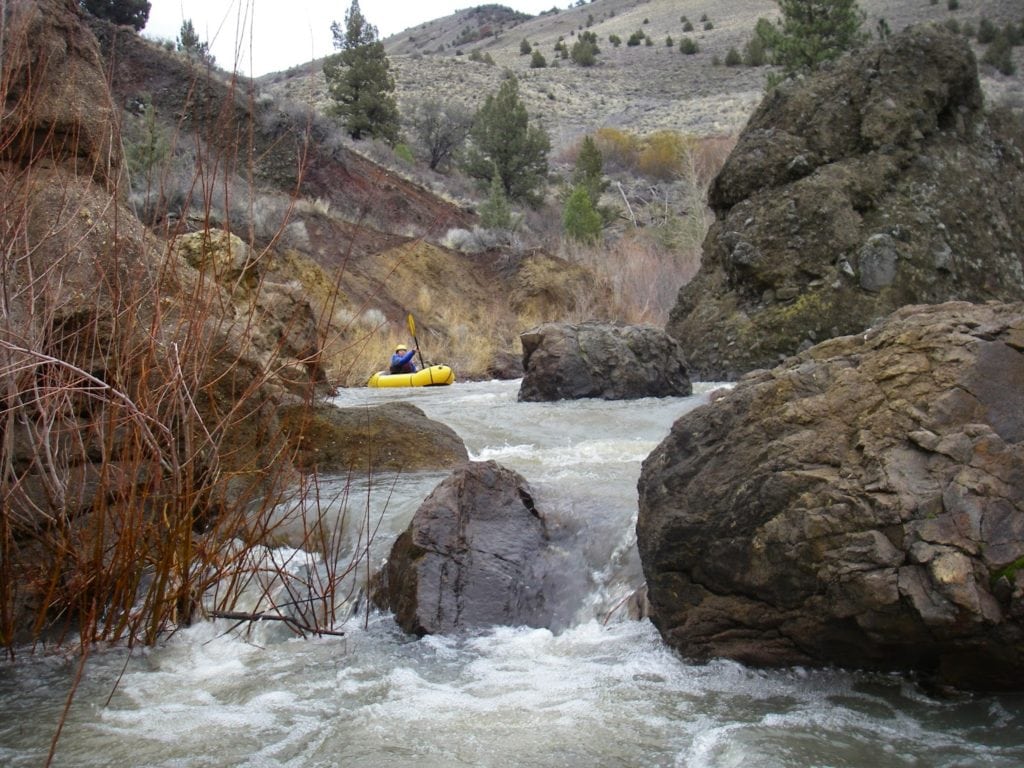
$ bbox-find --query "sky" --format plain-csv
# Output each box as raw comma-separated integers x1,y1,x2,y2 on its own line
143,1,561,77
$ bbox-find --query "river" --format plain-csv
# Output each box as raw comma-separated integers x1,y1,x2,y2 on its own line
2,379,1023,767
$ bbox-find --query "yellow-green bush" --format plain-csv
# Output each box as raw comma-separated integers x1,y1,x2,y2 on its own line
594,127,639,172
638,131,692,180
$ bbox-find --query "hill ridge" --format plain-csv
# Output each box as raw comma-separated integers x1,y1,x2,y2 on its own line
261,0,1022,152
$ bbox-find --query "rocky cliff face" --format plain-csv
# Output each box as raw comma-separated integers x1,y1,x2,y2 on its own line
638,301,1024,690
667,25,1024,381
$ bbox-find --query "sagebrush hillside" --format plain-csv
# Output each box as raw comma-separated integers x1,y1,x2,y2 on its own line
263,0,1024,152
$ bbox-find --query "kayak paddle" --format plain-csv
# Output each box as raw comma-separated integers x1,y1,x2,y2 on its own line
407,312,426,369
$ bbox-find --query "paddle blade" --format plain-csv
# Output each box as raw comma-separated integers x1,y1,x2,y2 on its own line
406,313,416,337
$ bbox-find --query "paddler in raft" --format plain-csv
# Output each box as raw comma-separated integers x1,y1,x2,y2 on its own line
389,343,418,374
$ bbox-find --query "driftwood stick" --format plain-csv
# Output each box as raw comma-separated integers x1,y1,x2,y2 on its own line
617,181,637,227
209,610,346,637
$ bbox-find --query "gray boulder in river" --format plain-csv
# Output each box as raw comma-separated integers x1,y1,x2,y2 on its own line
519,321,691,401
637,301,1024,691
375,460,576,634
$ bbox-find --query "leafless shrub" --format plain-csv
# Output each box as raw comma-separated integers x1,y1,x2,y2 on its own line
442,225,526,253
560,230,703,326
1,0,389,685
251,191,294,242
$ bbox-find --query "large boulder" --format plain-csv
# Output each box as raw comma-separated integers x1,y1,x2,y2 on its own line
638,301,1024,691
375,461,567,634
667,25,1024,380
278,401,468,473
519,321,691,401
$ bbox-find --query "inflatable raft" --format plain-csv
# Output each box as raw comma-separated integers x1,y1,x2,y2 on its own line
367,364,455,388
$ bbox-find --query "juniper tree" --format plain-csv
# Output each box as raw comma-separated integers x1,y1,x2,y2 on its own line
464,75,550,207
563,186,602,243
479,168,513,230
679,37,699,55
982,32,1016,76
178,19,200,52
323,0,400,143
177,19,215,66
571,31,600,66
79,0,150,30
766,0,869,75
572,135,607,206
125,99,169,184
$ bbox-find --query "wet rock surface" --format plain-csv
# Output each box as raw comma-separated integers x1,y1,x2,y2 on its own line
519,321,691,401
375,460,575,634
639,301,1024,690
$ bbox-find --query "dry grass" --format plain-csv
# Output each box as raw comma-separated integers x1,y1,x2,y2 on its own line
559,230,703,326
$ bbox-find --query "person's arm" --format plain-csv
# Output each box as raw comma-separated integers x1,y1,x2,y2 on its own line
400,349,416,366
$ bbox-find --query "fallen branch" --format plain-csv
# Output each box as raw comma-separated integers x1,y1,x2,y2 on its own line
617,181,637,228
209,610,346,637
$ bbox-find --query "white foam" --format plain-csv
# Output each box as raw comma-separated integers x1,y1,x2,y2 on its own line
5,378,1023,767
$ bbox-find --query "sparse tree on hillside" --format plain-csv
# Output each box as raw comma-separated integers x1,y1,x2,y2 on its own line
743,30,768,65
79,0,151,30
572,135,607,205
761,0,869,75
977,17,998,45
465,75,550,207
563,186,602,243
571,32,600,66
407,98,473,172
178,19,200,52
479,167,513,230
323,0,400,143
125,99,170,185
982,32,1016,76
177,19,215,66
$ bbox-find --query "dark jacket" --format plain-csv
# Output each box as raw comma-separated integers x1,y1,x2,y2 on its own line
390,349,417,374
